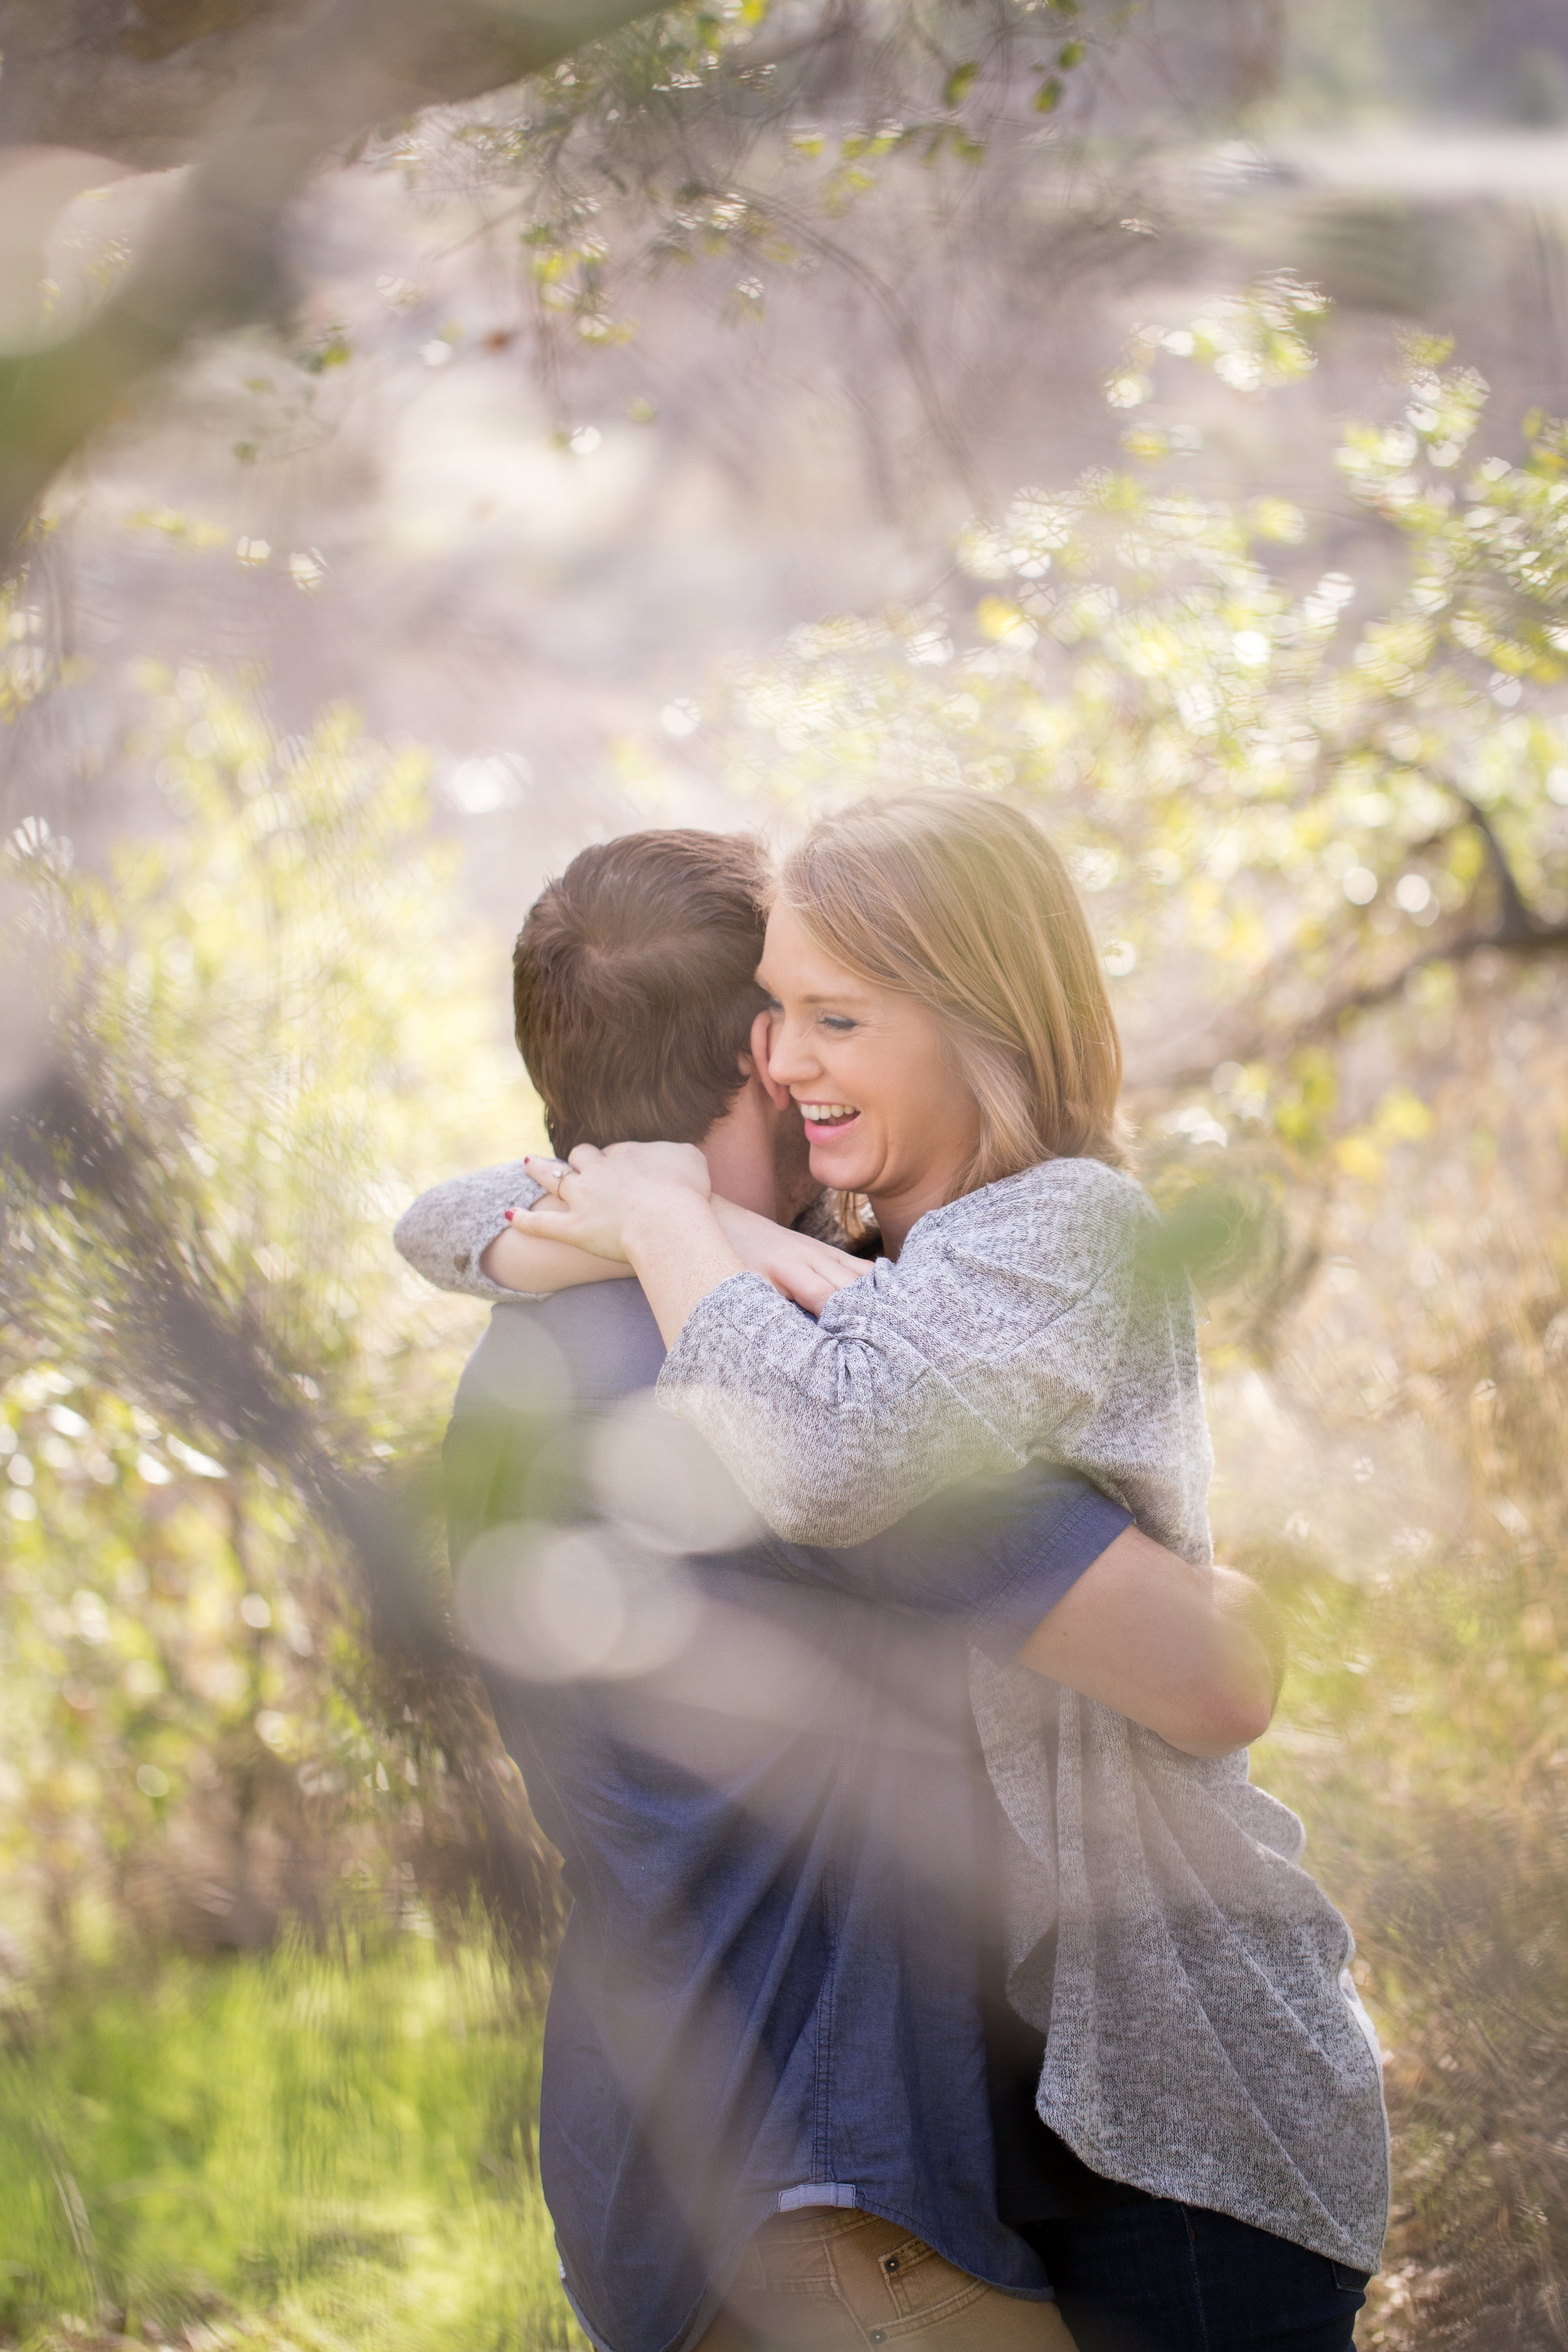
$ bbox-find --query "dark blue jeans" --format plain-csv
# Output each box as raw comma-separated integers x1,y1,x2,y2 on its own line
1024,2200,1369,2352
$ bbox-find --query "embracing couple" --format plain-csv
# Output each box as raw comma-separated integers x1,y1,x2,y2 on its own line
395,792,1389,2352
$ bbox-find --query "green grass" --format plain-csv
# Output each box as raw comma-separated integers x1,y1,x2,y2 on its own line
0,1932,585,2352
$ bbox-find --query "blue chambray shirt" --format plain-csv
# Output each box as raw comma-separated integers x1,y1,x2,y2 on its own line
445,1285,1131,2352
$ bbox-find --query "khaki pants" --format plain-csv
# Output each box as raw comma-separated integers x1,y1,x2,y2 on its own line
695,2207,1078,2351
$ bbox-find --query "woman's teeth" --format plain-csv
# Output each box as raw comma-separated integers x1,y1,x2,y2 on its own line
800,1103,859,1128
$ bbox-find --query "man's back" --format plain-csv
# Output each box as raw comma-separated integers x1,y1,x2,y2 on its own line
445,1286,1120,2352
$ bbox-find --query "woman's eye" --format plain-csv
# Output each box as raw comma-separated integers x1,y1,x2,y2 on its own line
820,1014,856,1035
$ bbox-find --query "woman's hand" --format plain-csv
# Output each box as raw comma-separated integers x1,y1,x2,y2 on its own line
481,1183,638,1294
514,1142,714,1264
712,1200,869,1317
509,1144,866,1345
487,1167,866,1317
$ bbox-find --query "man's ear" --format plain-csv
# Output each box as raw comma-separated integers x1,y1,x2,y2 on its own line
743,1007,793,1112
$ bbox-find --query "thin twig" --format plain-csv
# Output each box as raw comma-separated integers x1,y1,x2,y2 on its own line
0,0,669,578
1147,783,1568,1096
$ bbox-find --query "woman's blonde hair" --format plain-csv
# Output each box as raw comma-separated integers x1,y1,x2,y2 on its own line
778,791,1126,1210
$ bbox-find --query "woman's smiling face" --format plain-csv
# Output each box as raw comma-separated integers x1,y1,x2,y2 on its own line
757,897,983,1249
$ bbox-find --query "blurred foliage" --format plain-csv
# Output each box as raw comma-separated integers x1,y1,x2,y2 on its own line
0,1927,580,2348
0,0,1165,571
0,671,553,1969
368,0,1118,388
5,218,1568,2343
646,289,1568,1134
1246,1239,1568,2349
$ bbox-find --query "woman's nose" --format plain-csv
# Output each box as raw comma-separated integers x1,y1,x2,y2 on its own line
766,1017,818,1086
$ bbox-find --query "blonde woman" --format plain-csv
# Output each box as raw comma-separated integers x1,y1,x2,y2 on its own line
506,793,1389,2352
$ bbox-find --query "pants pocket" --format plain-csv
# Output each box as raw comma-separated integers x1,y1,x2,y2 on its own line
870,2233,990,2328
1330,2261,1370,2295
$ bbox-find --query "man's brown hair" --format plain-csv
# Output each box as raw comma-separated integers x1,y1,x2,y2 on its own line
513,829,770,1153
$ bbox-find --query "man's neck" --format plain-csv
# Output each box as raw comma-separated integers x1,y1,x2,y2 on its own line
701,1077,788,1219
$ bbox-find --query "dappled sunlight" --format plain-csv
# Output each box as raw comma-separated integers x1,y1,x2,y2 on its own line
3,2,1567,2346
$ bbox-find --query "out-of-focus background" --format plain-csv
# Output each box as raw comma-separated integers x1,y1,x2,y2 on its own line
1,3,1565,2346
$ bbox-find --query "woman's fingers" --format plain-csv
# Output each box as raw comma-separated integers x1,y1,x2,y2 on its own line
509,1200,631,1264
506,1193,571,1224
806,1240,868,1287
753,1236,868,1316
509,1203,569,1237
763,1263,832,1315
522,1154,571,1196
794,1273,840,1316
603,1140,712,1195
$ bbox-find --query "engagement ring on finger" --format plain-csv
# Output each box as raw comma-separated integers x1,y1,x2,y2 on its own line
525,1155,573,1195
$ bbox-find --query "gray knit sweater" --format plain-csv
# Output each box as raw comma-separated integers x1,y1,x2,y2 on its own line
395,1156,1389,2272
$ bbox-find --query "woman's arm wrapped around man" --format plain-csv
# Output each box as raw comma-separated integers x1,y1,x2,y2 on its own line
656,1157,1210,1554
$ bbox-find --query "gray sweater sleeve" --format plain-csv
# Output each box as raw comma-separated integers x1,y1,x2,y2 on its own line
393,1162,545,1301
657,1158,1187,1550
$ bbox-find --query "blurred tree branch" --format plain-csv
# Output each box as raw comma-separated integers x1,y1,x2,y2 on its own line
0,684,583,1955
0,1058,435,1661
0,1057,561,1949
1159,795,1568,1094
1455,792,1544,951
0,0,310,168
0,0,669,576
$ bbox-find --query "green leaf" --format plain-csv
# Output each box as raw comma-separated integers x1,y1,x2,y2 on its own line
1058,40,1085,67
1034,75,1064,112
945,59,978,108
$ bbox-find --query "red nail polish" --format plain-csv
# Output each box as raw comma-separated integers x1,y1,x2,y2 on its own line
504,1208,514,1221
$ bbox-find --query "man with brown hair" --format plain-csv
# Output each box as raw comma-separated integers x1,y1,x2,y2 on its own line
511,830,775,1154
396,830,1276,2352
406,829,843,1307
